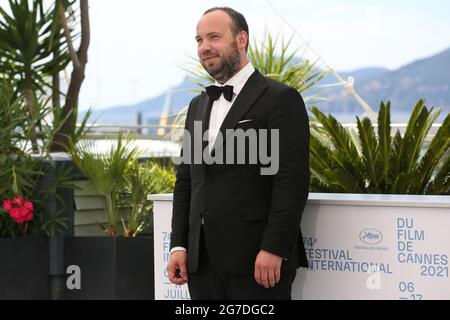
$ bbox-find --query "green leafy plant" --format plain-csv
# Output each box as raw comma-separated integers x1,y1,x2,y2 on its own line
0,0,72,150
121,160,175,237
70,132,176,237
69,132,139,236
0,0,91,152
0,1,90,238
0,79,69,237
248,32,327,102
309,99,449,194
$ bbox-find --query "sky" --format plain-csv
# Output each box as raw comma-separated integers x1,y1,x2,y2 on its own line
71,0,450,111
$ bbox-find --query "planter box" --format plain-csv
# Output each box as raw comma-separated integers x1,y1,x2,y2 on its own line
0,237,49,300
64,236,154,300
149,193,450,300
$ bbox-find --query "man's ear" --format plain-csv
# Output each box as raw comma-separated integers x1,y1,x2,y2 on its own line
238,31,249,50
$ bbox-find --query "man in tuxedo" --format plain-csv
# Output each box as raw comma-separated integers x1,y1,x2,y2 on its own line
167,7,310,300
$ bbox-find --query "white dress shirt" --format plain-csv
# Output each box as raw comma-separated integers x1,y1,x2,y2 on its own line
208,62,255,152
170,62,256,255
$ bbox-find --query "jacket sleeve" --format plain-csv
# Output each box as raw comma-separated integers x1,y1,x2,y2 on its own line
170,101,193,250
260,88,310,258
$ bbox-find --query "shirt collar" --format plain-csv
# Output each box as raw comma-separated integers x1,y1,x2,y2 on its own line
214,62,255,96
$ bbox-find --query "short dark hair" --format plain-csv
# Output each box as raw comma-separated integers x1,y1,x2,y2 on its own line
203,7,249,52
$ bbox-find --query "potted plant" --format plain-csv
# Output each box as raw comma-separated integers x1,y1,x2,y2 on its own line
309,99,449,194
65,134,175,299
0,0,93,300
0,80,69,300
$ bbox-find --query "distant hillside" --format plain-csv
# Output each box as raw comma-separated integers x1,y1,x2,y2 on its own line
81,48,450,125
319,67,389,86
82,79,198,126
315,48,450,121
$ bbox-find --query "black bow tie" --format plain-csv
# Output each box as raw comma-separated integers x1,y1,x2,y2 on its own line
205,85,234,102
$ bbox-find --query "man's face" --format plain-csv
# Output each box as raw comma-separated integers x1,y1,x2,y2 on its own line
196,10,243,83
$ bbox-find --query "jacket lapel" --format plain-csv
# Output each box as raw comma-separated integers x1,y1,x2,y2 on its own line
197,92,214,154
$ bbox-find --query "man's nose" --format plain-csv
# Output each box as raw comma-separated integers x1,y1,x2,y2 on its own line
199,40,212,55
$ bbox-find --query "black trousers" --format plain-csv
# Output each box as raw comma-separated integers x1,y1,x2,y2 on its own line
188,227,296,300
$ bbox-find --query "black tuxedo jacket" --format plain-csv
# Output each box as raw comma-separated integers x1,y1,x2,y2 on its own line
170,70,310,274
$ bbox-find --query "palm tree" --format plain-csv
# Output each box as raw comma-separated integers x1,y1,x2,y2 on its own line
0,0,90,152
309,100,449,195
122,160,175,237
69,132,140,236
0,0,71,151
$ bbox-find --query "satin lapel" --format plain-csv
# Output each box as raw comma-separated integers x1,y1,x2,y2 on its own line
210,70,267,154
196,92,213,162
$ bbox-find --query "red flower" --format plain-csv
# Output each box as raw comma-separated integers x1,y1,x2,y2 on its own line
3,199,13,211
24,201,33,211
2,197,34,224
9,207,23,224
13,196,24,206
9,206,33,224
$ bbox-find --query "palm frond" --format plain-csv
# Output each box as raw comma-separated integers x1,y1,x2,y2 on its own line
378,101,391,182
415,113,450,193
357,116,380,192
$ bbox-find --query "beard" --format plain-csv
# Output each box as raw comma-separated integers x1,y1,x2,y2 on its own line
201,40,242,83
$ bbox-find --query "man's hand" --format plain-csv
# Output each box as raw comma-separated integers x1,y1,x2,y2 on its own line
254,250,282,288
167,251,189,285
